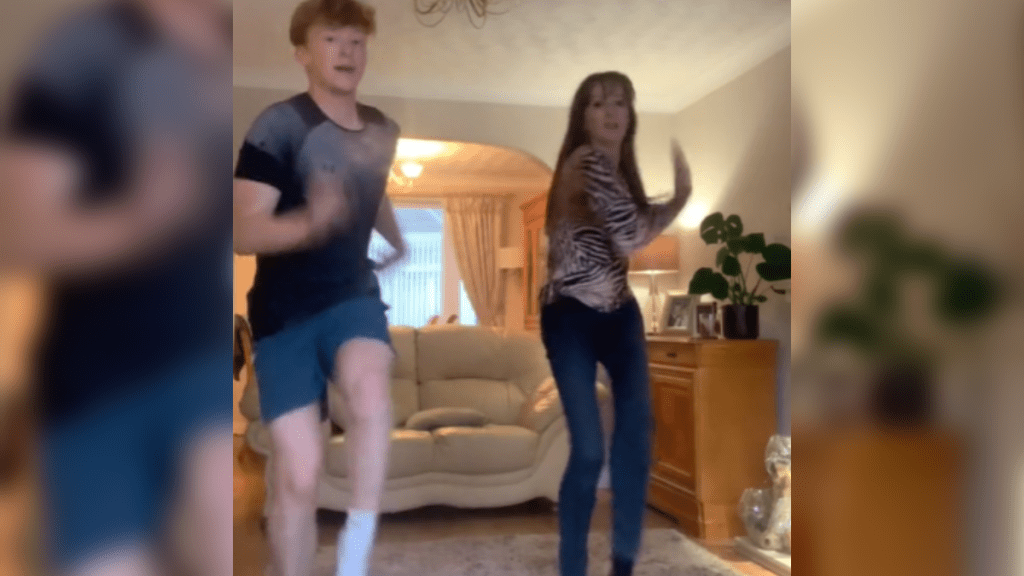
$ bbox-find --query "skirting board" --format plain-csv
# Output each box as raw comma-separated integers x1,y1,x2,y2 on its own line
734,537,791,576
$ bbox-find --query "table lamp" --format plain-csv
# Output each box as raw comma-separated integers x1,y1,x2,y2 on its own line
629,235,679,333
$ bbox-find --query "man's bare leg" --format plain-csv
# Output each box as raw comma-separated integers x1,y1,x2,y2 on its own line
333,338,394,576
266,404,323,576
174,422,233,576
61,548,157,576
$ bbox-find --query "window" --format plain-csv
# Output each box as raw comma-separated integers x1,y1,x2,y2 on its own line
368,206,477,327
458,281,478,326
368,208,443,327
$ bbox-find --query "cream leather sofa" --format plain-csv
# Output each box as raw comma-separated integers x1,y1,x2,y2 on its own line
239,323,608,514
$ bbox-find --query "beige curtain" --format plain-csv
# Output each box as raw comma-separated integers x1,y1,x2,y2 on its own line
444,195,507,327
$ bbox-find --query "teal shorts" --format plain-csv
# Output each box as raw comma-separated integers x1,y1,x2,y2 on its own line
254,296,392,423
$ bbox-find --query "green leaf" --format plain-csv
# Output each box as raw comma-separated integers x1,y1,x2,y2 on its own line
724,214,743,239
757,262,789,283
722,256,741,276
716,247,731,268
700,213,725,244
710,273,730,300
688,267,717,294
815,305,882,354
761,243,791,266
770,286,787,294
726,237,745,254
838,210,902,262
746,233,766,254
756,295,768,303
864,268,897,314
901,240,945,274
934,259,1001,324
757,243,791,282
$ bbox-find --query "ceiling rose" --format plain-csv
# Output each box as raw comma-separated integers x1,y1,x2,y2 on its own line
414,0,513,29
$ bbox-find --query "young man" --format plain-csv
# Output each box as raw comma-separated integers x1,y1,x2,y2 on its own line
1,0,233,574
233,1,406,576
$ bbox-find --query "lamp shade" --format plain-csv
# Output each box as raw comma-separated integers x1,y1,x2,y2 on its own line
629,235,679,273
497,246,524,269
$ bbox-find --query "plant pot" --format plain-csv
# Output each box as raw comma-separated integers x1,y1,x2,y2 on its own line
869,364,933,426
722,304,759,339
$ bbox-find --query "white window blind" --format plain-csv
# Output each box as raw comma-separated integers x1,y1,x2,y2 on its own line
367,206,479,328
368,208,443,327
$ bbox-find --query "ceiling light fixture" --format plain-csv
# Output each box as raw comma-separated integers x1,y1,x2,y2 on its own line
414,0,512,29
400,161,424,178
396,138,445,159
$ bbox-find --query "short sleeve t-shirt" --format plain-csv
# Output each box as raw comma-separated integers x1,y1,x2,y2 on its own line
234,93,400,339
5,1,234,423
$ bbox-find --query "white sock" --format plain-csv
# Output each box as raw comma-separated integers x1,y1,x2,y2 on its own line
336,509,379,576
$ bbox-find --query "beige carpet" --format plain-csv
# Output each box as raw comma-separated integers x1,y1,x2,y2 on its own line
314,528,743,576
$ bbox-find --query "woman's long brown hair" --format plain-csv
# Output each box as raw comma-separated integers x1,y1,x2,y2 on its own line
544,71,648,236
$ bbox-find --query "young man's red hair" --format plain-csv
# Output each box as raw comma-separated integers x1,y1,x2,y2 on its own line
289,0,376,46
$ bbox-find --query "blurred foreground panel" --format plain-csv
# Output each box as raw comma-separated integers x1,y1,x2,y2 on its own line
1,0,232,574
793,0,1024,574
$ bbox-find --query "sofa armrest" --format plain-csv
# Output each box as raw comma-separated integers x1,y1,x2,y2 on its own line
519,377,611,433
519,377,561,433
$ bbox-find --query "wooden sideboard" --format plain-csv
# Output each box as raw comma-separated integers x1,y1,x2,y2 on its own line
520,192,547,332
645,336,778,542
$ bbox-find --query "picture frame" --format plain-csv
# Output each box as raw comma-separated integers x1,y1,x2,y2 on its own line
659,291,697,336
695,301,718,338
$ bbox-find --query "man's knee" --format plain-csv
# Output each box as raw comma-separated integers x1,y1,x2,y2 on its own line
336,339,394,418
274,455,322,503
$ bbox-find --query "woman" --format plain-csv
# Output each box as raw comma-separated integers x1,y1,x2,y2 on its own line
540,71,692,576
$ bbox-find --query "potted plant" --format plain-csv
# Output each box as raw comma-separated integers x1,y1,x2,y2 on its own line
687,213,791,339
813,209,1002,424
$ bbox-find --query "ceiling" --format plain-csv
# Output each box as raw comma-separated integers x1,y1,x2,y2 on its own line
387,138,552,196
233,0,791,113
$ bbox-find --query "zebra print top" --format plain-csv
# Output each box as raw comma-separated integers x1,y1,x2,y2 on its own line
540,147,684,313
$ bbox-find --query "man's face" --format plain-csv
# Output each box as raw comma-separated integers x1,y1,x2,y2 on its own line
297,23,368,95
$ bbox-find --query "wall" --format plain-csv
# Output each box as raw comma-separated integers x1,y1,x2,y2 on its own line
630,46,792,434
792,0,1024,573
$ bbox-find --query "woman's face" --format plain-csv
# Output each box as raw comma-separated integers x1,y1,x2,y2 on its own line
583,83,630,149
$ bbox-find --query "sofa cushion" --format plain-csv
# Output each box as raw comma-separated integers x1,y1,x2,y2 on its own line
432,425,538,475
327,377,419,430
420,379,526,425
405,407,490,431
324,429,433,479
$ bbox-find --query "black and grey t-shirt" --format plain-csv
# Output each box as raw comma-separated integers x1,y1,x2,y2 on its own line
234,93,400,339
5,1,233,422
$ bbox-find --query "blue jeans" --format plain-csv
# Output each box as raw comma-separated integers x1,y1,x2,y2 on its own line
540,295,653,576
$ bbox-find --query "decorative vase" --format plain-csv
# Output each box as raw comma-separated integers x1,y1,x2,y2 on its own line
723,304,759,339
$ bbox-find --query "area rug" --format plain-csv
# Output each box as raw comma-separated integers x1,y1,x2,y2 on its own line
314,529,743,576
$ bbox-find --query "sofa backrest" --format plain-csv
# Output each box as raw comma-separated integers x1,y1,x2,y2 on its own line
414,324,551,425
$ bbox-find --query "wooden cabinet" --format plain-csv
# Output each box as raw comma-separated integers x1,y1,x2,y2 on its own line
520,192,547,332
646,336,777,542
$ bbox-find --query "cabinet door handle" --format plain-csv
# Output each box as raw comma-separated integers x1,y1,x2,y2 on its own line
666,351,677,358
